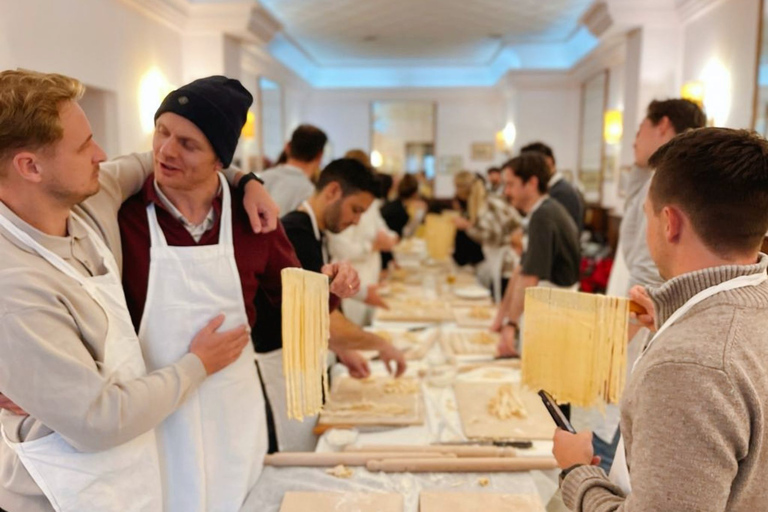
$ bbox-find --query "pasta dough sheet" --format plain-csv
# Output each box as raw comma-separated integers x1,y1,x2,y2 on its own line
521,287,628,407
280,492,403,512
452,306,498,328
443,329,499,356
376,298,455,323
420,492,545,512
454,381,555,441
318,376,424,428
281,268,330,421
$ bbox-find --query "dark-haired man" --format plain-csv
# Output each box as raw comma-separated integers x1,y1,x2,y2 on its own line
262,124,328,214
612,99,707,294
554,128,768,511
521,142,584,232
487,166,503,196
494,153,580,357
253,158,407,451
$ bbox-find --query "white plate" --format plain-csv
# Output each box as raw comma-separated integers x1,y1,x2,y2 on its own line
453,286,491,299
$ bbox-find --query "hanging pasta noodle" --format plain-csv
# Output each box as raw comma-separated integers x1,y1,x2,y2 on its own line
281,268,330,421
423,213,456,261
521,287,629,407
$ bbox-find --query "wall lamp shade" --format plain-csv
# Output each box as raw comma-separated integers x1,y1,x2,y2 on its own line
603,110,623,145
241,110,256,139
371,150,384,168
139,68,172,134
681,81,705,108
496,121,517,151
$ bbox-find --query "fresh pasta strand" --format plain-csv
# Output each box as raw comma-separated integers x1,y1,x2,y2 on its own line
521,287,628,408
281,268,330,421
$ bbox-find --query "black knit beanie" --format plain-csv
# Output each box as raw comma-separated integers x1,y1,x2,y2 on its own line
154,75,253,167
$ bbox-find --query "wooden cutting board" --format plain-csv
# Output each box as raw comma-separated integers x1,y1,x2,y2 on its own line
453,306,497,328
443,329,498,356
280,492,403,512
420,492,545,512
317,376,424,431
376,298,455,323
453,381,555,440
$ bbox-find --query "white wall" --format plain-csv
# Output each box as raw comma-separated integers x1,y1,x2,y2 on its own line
1,0,185,156
681,0,761,128
302,85,582,197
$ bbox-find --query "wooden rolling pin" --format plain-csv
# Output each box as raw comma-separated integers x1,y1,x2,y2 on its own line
344,445,516,458
264,451,453,467
366,456,557,473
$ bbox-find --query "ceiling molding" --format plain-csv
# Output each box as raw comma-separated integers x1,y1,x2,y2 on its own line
117,0,189,31
580,1,613,38
675,0,732,24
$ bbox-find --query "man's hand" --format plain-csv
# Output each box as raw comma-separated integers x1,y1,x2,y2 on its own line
322,262,361,298
0,394,27,416
189,314,250,375
336,349,371,379
490,311,504,333
364,285,389,309
243,178,279,234
378,341,407,377
372,230,399,252
552,428,601,469
452,216,471,231
629,285,656,331
496,324,519,358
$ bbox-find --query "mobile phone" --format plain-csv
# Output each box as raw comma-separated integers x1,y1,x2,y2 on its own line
538,389,576,434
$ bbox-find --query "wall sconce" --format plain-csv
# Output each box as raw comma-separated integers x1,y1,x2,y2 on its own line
139,68,172,134
680,80,705,108
371,150,384,168
700,58,732,126
241,110,256,139
496,121,517,152
603,110,623,145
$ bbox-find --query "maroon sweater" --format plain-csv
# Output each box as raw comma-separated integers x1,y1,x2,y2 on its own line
118,175,304,332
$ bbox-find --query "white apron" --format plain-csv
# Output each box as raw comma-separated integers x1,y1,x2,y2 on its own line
254,200,322,452
138,174,267,511
0,210,163,512
608,271,768,494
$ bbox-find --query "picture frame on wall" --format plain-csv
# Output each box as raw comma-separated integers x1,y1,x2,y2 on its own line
470,142,495,161
437,155,464,175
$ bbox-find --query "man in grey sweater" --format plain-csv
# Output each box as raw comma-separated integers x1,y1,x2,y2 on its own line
617,99,706,294
552,127,768,511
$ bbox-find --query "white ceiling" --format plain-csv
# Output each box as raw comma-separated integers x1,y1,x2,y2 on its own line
257,0,594,66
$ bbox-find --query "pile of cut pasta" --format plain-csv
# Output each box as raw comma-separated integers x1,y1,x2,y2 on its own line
521,287,628,407
281,268,330,420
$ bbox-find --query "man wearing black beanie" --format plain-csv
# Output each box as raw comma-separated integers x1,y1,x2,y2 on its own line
117,75,361,511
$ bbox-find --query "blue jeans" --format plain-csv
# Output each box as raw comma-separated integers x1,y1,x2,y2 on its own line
592,428,621,473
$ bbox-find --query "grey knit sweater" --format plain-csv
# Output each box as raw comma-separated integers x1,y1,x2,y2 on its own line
561,254,768,511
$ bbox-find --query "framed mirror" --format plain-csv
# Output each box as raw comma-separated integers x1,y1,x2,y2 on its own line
259,77,284,164
578,71,608,205
753,0,768,135
371,101,436,177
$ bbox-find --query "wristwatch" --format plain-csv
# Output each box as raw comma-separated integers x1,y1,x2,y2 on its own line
559,464,584,484
504,319,519,330
237,172,264,194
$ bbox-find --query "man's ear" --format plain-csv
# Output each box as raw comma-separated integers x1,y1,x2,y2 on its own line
528,175,539,193
11,152,44,183
659,116,675,137
663,205,683,244
323,181,343,202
